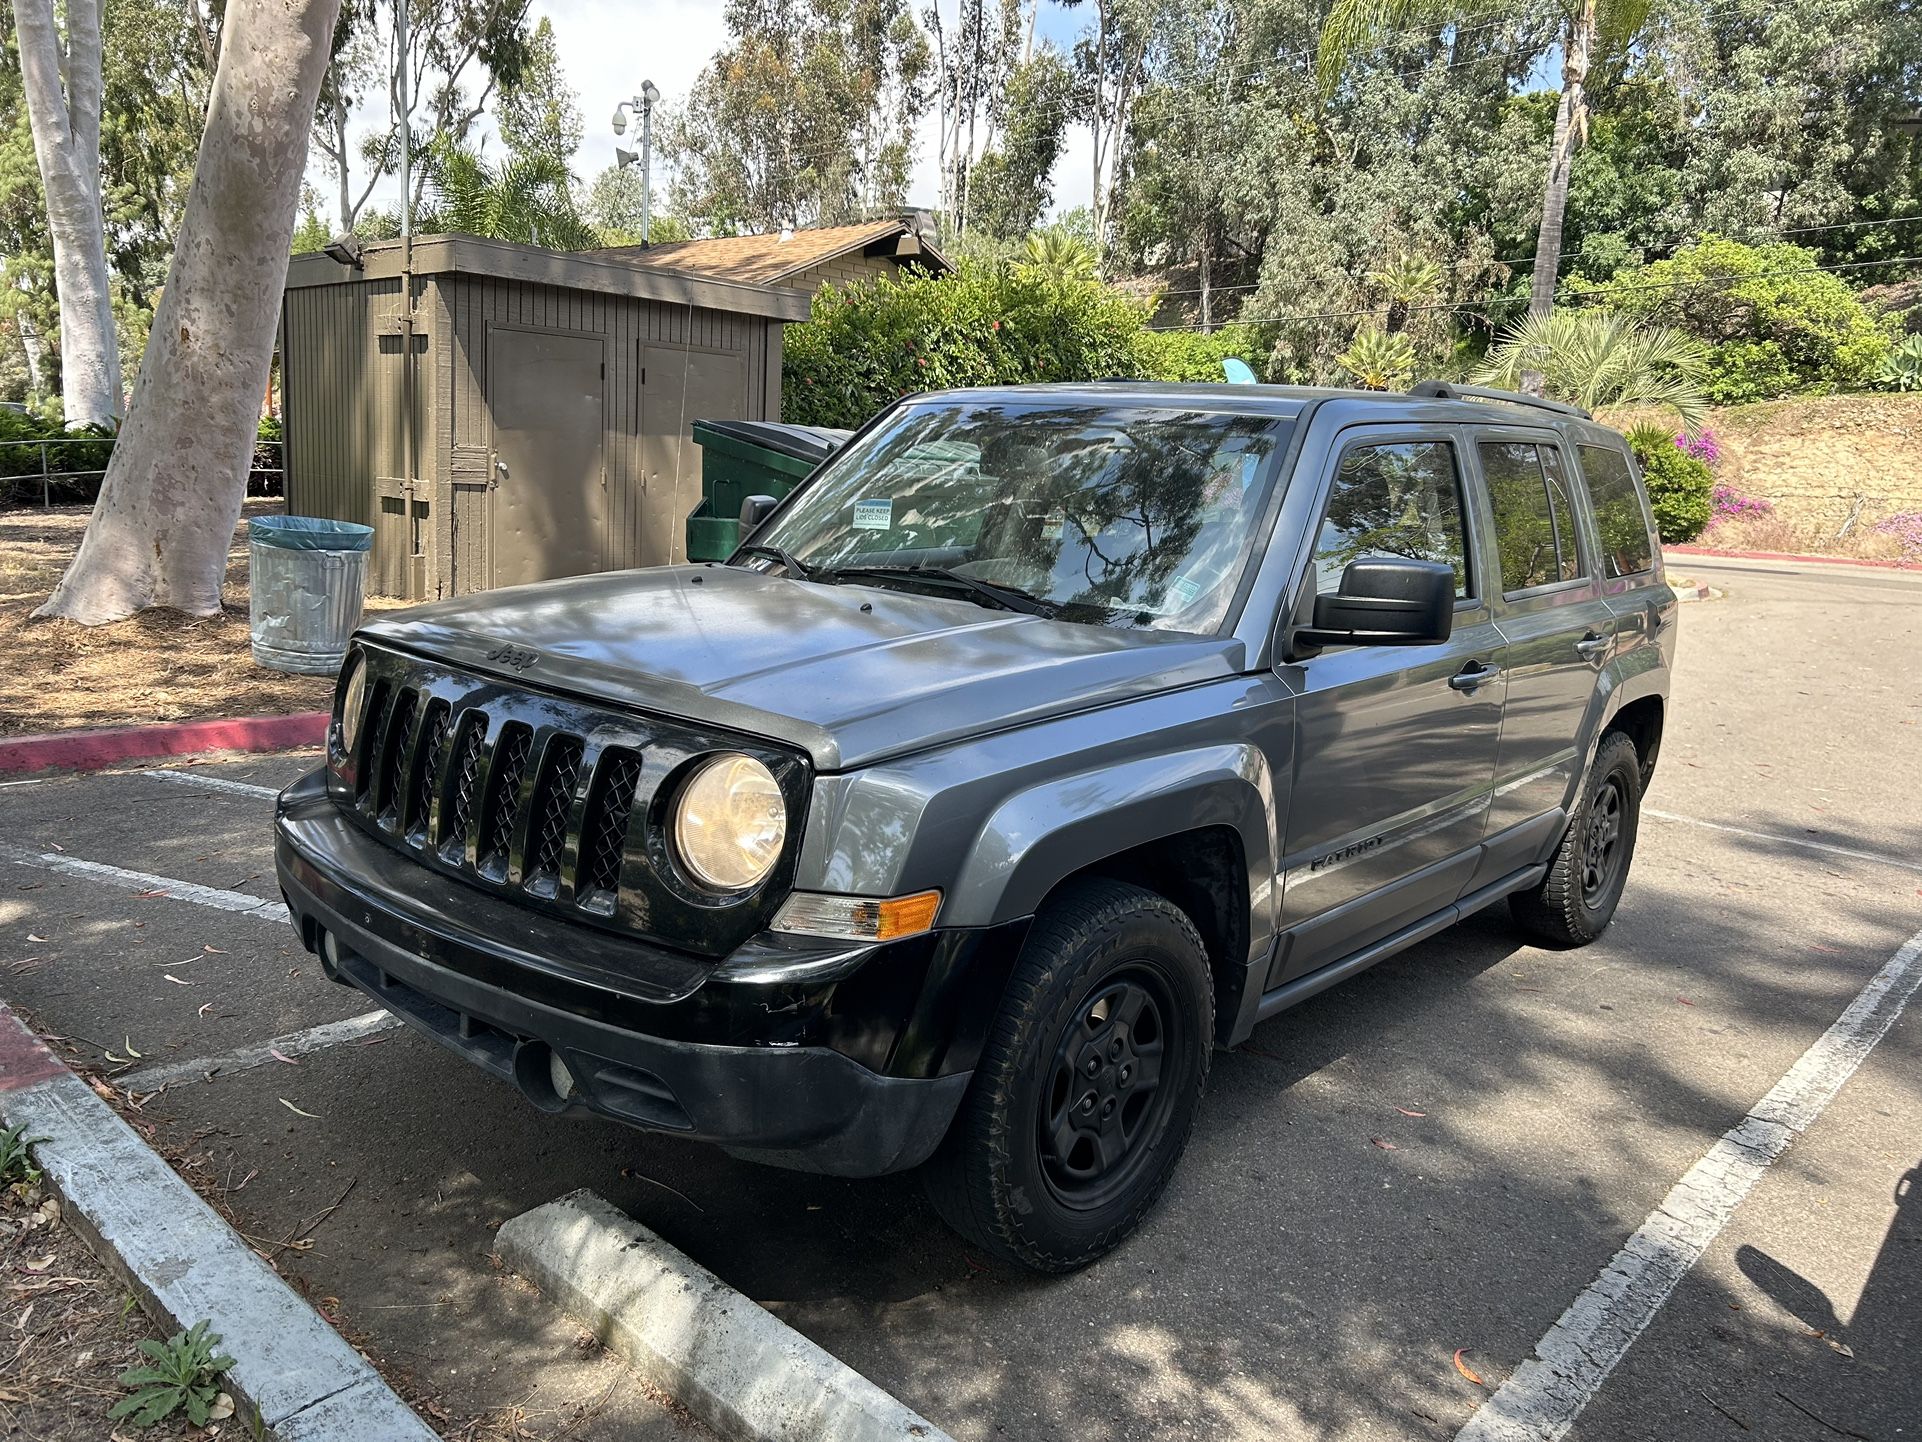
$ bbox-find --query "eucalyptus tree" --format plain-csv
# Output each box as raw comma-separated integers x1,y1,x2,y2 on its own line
10,0,118,423
38,0,344,622
1319,0,1656,316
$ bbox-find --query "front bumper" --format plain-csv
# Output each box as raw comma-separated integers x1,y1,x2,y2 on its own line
275,771,1025,1176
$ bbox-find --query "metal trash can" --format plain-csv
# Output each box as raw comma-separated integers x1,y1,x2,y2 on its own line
248,515,374,675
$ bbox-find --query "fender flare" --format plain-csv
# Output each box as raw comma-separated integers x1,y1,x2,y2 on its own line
939,742,1279,956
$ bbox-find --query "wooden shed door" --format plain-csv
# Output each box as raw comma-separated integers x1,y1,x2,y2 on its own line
488,328,606,588
641,344,743,564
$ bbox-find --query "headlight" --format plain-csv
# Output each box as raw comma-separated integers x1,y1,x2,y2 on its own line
672,754,786,891
338,650,367,754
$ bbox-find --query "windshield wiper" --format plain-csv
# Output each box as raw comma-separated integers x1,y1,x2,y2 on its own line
826,564,1056,617
733,543,824,583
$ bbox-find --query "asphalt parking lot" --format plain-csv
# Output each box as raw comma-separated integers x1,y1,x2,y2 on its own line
3,552,1919,1442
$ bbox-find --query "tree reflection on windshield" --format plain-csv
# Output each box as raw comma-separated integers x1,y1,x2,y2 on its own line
755,400,1291,632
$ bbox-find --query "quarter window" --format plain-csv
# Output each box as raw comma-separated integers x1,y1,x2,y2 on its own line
1481,441,1587,592
1577,444,1655,578
1313,440,1472,598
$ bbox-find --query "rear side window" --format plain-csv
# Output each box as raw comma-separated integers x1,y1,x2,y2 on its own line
1577,444,1655,578
1481,441,1586,593
1313,440,1472,598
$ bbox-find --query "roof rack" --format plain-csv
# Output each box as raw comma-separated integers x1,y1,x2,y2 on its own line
1405,379,1591,420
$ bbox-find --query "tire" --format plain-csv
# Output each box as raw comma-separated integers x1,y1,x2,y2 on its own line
922,878,1213,1272
1510,731,1643,947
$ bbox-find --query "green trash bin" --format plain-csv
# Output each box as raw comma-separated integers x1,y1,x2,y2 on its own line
686,419,849,561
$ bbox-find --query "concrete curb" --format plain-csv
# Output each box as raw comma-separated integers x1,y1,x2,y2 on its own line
0,1005,438,1442
1664,544,1918,572
0,711,327,776
1671,580,1714,602
497,1190,951,1442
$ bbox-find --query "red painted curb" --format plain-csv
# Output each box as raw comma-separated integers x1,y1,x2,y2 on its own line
1667,544,1918,572
0,1004,67,1094
0,711,328,776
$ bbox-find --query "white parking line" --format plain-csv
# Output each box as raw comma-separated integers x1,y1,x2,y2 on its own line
1644,808,1922,875
1456,923,1922,1442
0,842,289,923
133,769,282,800
119,1009,400,1091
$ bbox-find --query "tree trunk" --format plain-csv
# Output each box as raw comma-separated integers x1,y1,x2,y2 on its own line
1529,2,1592,320
17,311,46,398
36,0,344,625
1199,231,1212,333
12,0,120,427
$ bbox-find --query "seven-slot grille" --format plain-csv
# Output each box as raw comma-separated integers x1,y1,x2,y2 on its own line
347,680,647,916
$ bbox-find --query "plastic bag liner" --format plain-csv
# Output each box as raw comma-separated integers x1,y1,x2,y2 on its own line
248,515,374,552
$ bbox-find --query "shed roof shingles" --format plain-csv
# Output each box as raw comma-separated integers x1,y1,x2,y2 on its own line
600,220,929,286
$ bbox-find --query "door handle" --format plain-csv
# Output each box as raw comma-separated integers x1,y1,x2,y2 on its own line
1449,661,1501,691
1575,633,1610,661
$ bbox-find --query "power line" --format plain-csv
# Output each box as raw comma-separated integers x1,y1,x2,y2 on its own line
1141,253,1922,330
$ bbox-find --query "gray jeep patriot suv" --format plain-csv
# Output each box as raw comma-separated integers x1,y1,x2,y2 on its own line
276,380,1674,1271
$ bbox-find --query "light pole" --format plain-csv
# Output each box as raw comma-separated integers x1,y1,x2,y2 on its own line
612,81,663,245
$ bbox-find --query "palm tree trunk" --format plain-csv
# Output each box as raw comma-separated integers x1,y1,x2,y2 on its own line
1529,2,1593,320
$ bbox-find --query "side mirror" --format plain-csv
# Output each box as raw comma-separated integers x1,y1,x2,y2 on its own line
738,494,780,535
1296,557,1455,648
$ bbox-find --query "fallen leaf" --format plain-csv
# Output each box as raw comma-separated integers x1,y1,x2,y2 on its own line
1811,944,1842,954
163,973,194,986
1827,1339,1853,1358
22,1254,54,1273
1371,1137,1399,1150
203,945,227,954
1453,1349,1486,1386
270,1049,299,1065
122,1036,141,1058
1395,1106,1426,1118
197,1002,215,1017
26,934,46,943
208,1393,236,1422
1676,996,1695,1006
280,1098,320,1118
132,889,171,899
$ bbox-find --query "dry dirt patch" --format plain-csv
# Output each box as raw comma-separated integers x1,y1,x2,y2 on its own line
0,502,401,737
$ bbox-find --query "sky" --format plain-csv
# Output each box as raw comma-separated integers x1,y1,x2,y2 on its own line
322,0,1098,230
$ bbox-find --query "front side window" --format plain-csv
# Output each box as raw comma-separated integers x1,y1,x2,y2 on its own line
1578,444,1655,578
752,400,1291,632
1482,440,1586,593
1312,440,1472,598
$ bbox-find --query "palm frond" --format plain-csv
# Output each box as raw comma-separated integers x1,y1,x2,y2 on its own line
1472,309,1708,432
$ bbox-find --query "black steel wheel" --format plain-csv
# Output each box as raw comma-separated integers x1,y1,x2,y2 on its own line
922,878,1212,1272
1511,730,1644,947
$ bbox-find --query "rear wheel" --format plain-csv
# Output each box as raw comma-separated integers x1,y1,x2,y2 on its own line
1510,731,1643,946
922,878,1212,1272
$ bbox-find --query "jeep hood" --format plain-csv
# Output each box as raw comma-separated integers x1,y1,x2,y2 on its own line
359,565,1246,770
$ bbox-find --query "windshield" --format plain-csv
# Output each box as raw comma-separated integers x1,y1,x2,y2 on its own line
747,400,1292,632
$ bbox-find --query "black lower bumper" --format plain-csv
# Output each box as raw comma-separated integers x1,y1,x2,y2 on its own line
276,776,1021,1176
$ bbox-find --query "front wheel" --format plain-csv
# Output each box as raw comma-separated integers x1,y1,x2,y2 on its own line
922,879,1212,1272
1510,731,1644,946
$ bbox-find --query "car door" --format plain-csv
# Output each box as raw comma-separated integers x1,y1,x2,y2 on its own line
1576,438,1672,660
1472,429,1617,883
1270,427,1507,987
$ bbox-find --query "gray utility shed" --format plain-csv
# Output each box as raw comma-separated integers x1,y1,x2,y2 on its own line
281,234,810,600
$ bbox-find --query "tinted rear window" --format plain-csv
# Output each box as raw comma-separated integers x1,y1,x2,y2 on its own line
1578,444,1655,578
1481,441,1585,592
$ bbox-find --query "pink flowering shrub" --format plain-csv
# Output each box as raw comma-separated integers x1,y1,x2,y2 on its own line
1872,511,1922,560
1708,483,1772,525
1674,429,1721,467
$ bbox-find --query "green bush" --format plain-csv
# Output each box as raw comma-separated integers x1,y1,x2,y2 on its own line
1627,424,1714,542
0,408,115,500
1610,236,1890,392
1702,339,1798,404
782,262,1259,427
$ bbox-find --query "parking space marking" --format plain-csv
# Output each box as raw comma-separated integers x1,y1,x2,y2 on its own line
132,768,282,800
1644,808,1922,875
120,1009,400,1091
1456,923,1922,1442
0,842,289,923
